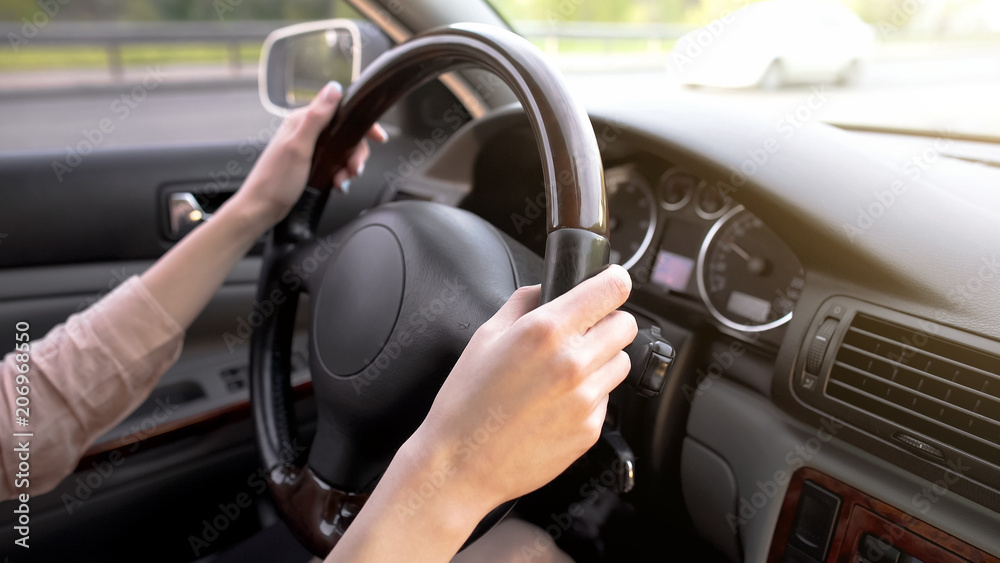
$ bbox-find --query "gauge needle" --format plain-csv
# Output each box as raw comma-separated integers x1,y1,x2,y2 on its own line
727,241,752,262
727,241,769,276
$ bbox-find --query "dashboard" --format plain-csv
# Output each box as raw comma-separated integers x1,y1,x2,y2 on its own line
392,98,1000,562
446,125,808,351
450,132,805,351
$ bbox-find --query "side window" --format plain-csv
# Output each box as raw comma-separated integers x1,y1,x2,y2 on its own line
0,0,363,151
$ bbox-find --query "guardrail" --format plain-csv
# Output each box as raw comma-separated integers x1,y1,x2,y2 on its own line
514,21,694,54
0,20,292,78
0,19,695,82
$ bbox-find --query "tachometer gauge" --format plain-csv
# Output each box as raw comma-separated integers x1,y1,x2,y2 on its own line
606,167,658,271
697,206,805,332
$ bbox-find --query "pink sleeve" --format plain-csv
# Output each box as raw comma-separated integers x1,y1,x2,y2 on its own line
0,276,184,501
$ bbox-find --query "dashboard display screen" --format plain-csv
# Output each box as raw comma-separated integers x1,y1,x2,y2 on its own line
726,290,772,324
651,250,695,292
650,220,706,294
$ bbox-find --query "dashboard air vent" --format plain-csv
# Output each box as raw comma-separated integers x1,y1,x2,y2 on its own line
826,314,1000,463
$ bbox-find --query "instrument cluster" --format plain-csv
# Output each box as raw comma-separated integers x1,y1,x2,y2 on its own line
605,162,805,337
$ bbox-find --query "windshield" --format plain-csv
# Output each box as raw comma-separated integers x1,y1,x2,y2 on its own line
490,0,1000,141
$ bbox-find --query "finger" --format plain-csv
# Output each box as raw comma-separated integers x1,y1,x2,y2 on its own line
586,350,631,398
487,285,541,332
581,310,638,370
581,393,610,449
332,168,351,194
345,139,371,177
366,123,389,143
298,81,343,142
544,265,632,334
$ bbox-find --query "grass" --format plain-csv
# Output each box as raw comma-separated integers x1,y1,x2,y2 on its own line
0,37,676,73
527,37,678,54
15,34,986,73
0,43,262,71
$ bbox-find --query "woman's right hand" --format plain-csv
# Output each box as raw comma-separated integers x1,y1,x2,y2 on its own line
327,265,637,563
405,264,638,513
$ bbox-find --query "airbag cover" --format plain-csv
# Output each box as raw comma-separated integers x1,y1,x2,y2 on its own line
312,225,404,376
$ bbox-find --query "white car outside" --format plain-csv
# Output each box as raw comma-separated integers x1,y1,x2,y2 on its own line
671,0,875,89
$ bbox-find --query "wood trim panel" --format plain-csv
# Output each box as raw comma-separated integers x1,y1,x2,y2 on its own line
75,381,313,469
768,467,999,563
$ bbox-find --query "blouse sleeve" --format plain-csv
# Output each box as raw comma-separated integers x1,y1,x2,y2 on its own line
0,275,184,501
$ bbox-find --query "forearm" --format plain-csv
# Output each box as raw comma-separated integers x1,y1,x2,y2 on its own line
0,277,184,500
141,192,273,329
325,431,496,562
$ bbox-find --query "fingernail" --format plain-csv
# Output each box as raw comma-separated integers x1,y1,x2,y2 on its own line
375,123,389,143
339,179,351,195
357,162,365,176
323,81,343,102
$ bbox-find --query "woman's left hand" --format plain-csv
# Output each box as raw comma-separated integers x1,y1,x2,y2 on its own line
235,80,389,226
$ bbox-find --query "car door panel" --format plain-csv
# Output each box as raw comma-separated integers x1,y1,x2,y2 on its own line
0,142,320,562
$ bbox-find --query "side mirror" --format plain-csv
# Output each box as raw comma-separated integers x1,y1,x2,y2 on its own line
258,19,364,116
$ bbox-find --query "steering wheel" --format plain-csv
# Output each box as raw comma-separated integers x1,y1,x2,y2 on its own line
249,22,609,556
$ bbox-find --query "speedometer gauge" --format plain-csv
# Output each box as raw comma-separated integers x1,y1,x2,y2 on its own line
696,206,805,332
606,167,657,271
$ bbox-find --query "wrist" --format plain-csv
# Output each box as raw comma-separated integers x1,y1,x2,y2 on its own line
326,432,496,562
388,429,499,536
220,189,284,236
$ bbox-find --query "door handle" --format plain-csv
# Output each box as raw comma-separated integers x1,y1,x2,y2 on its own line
167,192,212,238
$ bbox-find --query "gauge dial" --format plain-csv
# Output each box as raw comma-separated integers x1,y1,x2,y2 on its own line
697,206,805,332
657,167,697,210
606,167,658,270
695,181,731,219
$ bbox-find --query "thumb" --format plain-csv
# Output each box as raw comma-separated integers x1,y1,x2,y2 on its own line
298,80,343,141
487,285,541,332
